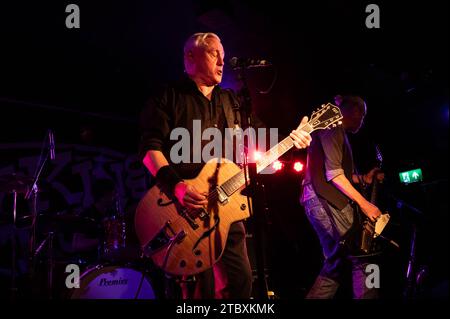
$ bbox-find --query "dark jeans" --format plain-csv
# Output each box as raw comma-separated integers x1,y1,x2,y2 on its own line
181,221,253,299
303,197,379,299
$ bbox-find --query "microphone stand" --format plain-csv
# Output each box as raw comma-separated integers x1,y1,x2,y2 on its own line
25,129,54,295
233,66,269,299
392,196,424,299
10,190,18,300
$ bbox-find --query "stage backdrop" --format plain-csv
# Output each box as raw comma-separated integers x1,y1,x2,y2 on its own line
0,143,149,219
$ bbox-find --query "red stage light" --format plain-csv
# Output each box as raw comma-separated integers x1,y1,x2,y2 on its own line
293,161,304,172
272,160,283,171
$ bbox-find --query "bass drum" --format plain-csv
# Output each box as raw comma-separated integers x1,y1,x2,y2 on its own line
70,264,156,299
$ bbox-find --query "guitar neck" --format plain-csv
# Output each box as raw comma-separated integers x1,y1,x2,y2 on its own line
220,123,314,197
258,123,314,172
370,161,382,204
370,179,379,204
371,145,383,204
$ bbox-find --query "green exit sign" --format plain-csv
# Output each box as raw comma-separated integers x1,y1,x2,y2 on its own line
399,168,423,184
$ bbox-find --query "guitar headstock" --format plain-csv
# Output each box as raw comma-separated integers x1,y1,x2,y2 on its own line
308,103,343,132
375,144,383,167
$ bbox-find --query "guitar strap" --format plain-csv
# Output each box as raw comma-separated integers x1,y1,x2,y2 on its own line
221,89,242,131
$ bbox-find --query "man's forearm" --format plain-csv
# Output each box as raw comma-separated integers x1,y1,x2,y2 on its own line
143,150,184,198
331,174,367,206
143,150,170,176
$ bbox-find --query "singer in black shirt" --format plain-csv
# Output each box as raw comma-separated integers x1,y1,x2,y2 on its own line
139,32,312,299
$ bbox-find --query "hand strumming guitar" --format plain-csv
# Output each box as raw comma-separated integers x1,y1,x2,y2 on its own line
359,199,382,223
174,181,208,210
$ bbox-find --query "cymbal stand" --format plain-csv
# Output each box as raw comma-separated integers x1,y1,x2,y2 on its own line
25,129,54,296
33,231,55,299
10,190,18,300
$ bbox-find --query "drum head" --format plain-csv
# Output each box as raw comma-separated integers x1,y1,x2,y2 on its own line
70,265,156,299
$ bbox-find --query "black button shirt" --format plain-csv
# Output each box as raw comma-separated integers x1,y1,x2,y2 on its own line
139,77,234,179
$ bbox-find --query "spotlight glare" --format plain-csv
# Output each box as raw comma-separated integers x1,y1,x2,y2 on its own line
253,151,262,162
293,161,304,172
272,160,283,171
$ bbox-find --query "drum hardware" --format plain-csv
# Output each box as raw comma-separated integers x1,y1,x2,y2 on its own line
0,173,33,300
14,130,55,299
1,168,151,299
69,264,156,299
102,215,127,256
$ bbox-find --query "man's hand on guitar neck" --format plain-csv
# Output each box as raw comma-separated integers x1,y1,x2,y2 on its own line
290,116,312,149
174,181,208,210
363,167,385,184
352,167,385,185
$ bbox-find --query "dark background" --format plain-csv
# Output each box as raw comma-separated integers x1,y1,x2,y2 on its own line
0,0,448,299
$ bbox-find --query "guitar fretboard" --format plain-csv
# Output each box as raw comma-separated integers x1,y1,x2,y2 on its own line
221,123,314,197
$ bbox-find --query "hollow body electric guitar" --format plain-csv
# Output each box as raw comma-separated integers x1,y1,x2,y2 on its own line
135,103,343,276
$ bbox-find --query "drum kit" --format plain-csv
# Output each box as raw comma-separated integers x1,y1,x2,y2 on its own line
0,172,159,300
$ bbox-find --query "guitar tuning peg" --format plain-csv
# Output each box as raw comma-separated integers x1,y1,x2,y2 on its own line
332,124,336,127
338,121,342,125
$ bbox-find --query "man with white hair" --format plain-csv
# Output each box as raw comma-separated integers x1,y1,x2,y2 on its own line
139,32,311,298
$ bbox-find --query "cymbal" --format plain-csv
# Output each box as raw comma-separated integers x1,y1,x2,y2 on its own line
0,173,33,194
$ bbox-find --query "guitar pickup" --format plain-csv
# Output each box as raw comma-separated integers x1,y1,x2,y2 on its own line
197,207,209,221
216,186,228,204
180,208,199,230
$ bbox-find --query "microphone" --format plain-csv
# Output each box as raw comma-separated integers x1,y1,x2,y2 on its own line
48,129,55,160
229,57,271,69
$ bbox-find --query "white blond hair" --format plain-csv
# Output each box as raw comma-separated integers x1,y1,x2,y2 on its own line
183,32,221,55
183,32,221,76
